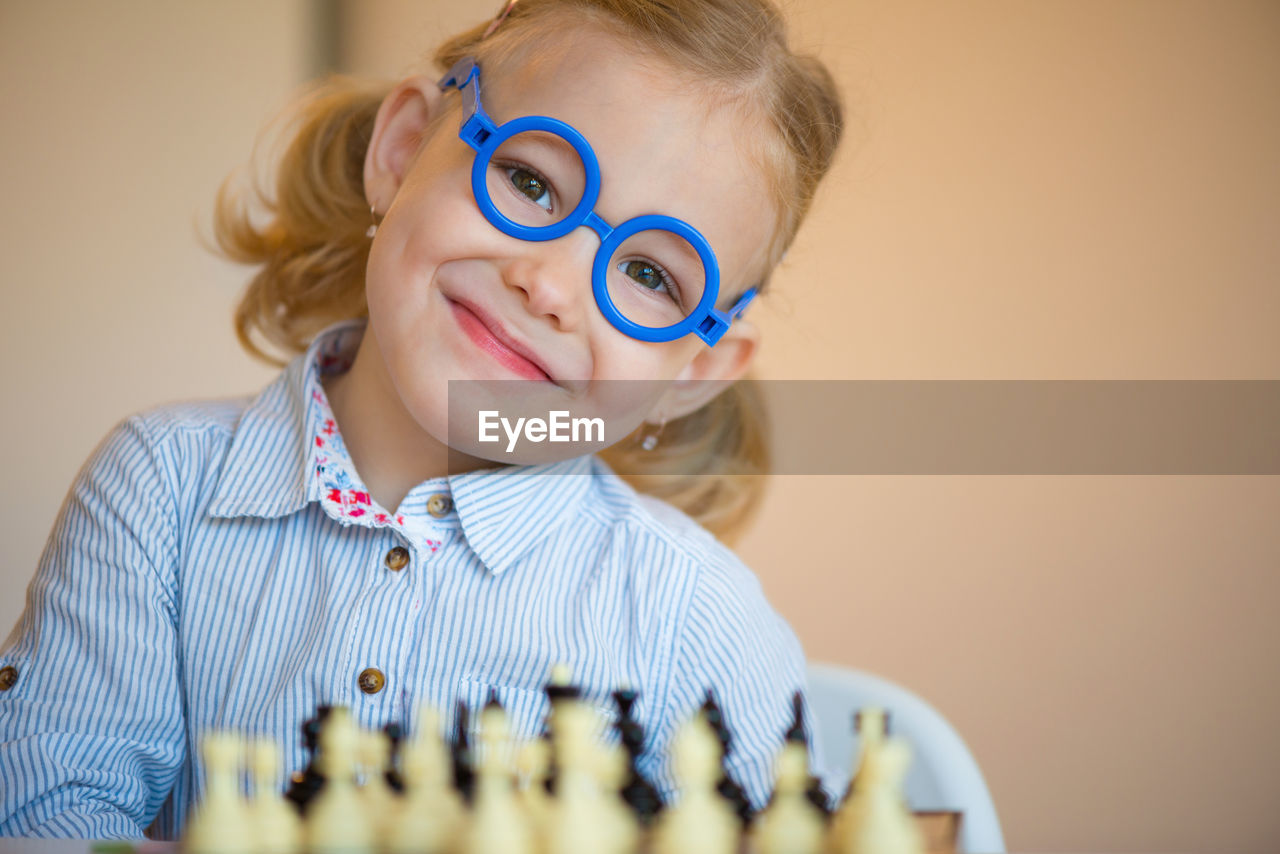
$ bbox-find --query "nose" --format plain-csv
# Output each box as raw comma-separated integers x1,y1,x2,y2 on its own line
503,226,600,331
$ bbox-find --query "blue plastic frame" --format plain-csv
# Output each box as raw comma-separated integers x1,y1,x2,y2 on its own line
437,58,756,346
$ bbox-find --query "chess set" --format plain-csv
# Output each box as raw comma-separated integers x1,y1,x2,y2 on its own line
182,667,933,854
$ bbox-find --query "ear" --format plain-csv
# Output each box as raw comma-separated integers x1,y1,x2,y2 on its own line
646,318,760,423
363,75,447,212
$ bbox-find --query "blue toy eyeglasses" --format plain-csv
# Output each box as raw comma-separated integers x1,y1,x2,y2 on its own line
437,58,756,346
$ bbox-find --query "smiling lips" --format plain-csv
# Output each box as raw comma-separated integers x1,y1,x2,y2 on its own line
449,297,554,382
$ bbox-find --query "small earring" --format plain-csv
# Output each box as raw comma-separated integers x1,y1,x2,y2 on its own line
640,416,666,451
366,205,379,239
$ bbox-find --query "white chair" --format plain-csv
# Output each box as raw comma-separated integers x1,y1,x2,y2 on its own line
805,662,1006,854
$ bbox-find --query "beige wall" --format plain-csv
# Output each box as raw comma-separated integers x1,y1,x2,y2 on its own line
0,0,303,608
3,1,1278,851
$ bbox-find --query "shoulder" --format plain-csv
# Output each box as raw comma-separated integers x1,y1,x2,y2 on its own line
79,395,255,508
584,460,746,565
127,395,251,444
581,460,775,619
582,469,808,806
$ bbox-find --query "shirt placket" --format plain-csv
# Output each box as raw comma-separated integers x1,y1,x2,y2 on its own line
340,494,456,729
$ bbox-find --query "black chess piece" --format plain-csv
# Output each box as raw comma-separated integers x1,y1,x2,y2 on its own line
382,720,405,794
284,704,333,815
786,691,832,817
701,689,754,828
612,687,664,826
541,674,581,796
451,699,475,804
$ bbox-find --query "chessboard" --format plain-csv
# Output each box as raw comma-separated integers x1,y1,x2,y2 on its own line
171,667,953,854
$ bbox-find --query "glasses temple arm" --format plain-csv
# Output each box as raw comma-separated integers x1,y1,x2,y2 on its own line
438,57,493,148
696,286,758,346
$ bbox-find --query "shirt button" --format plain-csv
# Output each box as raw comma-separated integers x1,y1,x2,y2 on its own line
426,493,453,518
0,666,17,691
384,546,410,571
357,667,386,695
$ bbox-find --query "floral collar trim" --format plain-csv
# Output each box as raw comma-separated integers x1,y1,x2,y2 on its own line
304,325,445,554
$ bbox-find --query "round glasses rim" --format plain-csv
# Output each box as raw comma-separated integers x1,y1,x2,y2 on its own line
467,115,723,341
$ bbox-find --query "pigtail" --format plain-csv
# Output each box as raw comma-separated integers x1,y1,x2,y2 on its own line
216,76,390,365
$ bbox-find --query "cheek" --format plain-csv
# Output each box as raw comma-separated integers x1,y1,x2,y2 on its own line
579,342,698,426
593,335,700,381
366,186,484,303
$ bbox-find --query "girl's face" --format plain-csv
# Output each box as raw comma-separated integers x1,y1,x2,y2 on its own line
361,34,775,462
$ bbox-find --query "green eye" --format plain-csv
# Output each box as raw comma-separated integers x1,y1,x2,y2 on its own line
507,167,552,210
623,260,663,290
618,259,683,309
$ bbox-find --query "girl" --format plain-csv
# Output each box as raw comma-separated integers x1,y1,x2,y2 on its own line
0,0,842,838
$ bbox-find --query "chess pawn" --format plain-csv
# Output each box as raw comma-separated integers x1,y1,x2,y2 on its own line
359,729,399,850
542,663,581,797
594,742,641,854
389,707,464,854
307,707,376,854
545,701,625,854
752,741,825,854
826,738,923,854
650,714,739,854
514,738,552,852
249,739,302,854
186,732,254,854
463,699,534,854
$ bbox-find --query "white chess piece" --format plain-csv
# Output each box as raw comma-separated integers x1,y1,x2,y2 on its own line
186,732,254,854
546,701,621,854
463,700,534,854
249,739,302,854
359,728,398,850
849,709,887,792
827,737,924,854
389,706,464,854
829,706,888,848
594,741,641,854
548,663,574,687
306,707,375,854
753,740,825,854
515,737,552,852
651,713,739,854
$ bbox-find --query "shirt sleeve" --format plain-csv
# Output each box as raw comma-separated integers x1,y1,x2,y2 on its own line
646,548,815,811
0,415,185,837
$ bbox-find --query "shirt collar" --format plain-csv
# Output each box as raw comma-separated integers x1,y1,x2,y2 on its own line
447,454,597,574
206,331,327,520
209,321,601,574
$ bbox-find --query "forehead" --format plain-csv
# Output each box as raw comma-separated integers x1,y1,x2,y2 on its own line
480,38,776,289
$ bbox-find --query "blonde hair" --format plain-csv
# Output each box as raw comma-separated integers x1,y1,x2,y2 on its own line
216,0,843,543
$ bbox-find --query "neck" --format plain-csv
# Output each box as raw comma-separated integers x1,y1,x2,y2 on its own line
321,327,492,513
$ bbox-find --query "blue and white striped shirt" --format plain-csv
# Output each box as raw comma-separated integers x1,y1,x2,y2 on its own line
0,322,811,838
